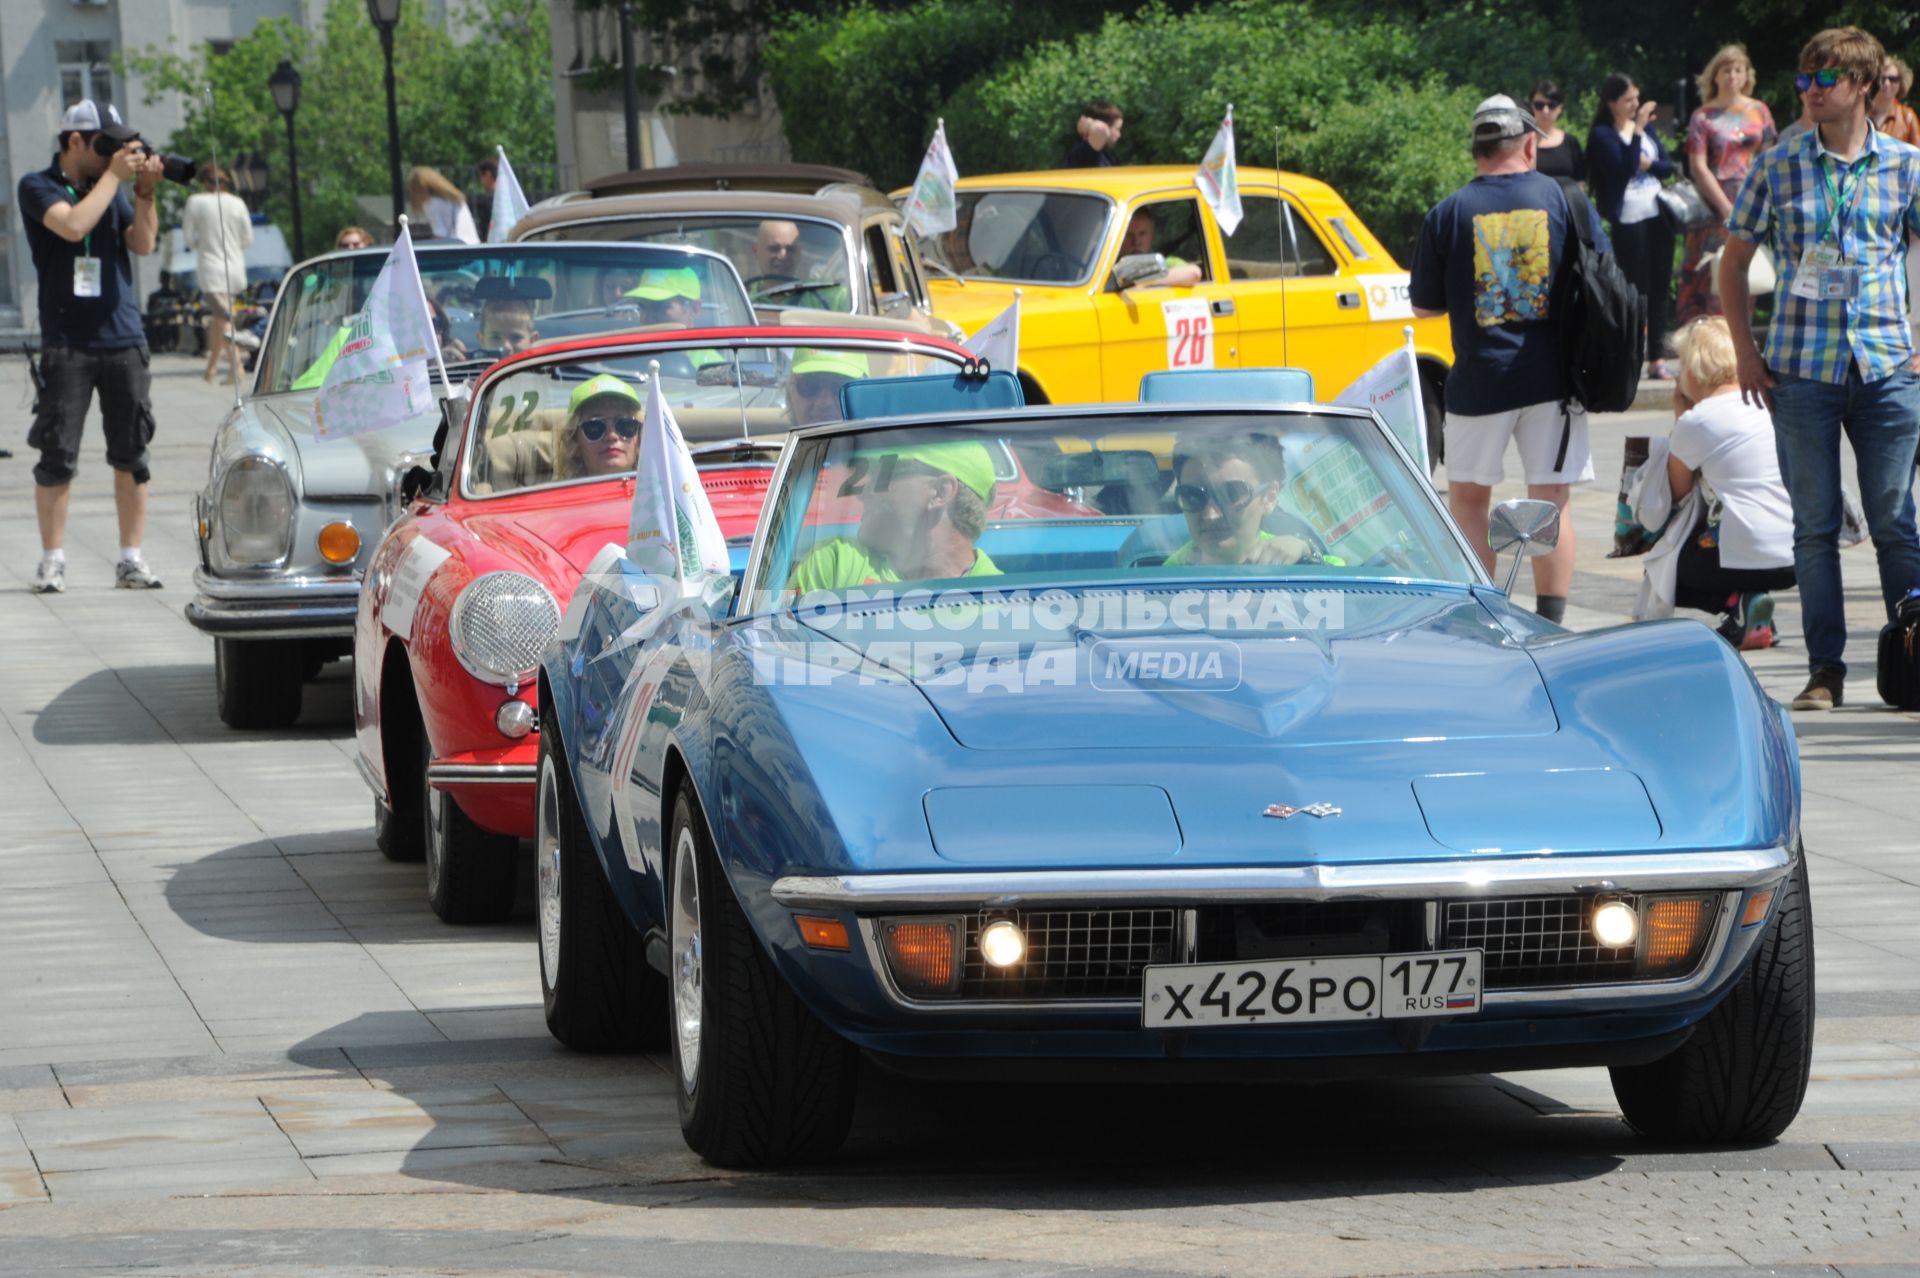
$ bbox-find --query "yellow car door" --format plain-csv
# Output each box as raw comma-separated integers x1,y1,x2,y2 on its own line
1092,195,1241,400
1225,188,1416,398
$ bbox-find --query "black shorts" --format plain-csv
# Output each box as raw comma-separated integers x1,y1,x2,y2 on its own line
28,342,155,487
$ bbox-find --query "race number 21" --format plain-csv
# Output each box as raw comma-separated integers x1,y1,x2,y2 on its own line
1162,299,1214,370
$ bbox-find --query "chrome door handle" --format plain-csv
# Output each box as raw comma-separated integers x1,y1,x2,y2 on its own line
1211,299,1235,316
1337,291,1363,309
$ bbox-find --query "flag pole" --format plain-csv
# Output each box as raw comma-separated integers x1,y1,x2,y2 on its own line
1274,125,1289,369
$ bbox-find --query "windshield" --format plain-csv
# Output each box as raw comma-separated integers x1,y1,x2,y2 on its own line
517,214,854,313
254,244,755,394
749,412,1475,609
464,339,967,499
916,190,1114,285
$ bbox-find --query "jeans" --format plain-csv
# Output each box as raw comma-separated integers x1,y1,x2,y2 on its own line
1769,366,1920,676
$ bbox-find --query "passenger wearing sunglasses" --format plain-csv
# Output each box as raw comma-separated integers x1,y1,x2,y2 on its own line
1720,26,1920,714
1163,436,1336,567
557,374,644,479
1529,82,1585,184
786,347,869,426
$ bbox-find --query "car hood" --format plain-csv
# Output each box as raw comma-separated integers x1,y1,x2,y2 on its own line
456,493,632,585
795,584,1558,751
252,391,439,496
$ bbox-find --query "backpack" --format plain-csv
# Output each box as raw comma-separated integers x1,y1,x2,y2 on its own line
1551,182,1645,414
1877,589,1920,710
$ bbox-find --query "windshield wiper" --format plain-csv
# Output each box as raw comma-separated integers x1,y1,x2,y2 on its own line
922,260,966,286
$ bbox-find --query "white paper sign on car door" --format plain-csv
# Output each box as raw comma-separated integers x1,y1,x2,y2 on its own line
1162,298,1215,370
383,535,452,642
1357,273,1415,321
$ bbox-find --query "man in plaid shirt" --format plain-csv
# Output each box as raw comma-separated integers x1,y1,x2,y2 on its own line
1721,26,1920,711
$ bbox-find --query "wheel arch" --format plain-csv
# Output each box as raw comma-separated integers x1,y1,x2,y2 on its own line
1017,369,1051,405
377,638,424,807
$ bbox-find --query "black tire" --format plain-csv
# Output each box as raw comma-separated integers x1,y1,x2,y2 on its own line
214,637,304,730
537,723,664,1050
1610,854,1815,1143
374,794,423,863
669,783,857,1168
421,733,519,924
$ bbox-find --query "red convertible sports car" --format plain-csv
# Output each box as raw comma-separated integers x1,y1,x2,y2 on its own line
352,326,978,921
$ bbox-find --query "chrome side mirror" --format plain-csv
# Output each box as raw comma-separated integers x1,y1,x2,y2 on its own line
1112,252,1167,290
1489,498,1561,594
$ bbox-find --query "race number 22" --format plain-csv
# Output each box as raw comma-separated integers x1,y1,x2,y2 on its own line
1162,299,1214,370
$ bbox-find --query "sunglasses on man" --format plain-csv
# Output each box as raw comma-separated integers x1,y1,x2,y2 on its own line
1795,68,1856,91
578,415,641,442
1175,479,1262,513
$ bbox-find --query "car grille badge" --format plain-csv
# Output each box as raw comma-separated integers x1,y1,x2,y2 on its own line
1264,803,1341,819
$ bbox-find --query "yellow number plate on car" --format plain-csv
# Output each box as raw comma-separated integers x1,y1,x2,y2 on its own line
1142,950,1484,1027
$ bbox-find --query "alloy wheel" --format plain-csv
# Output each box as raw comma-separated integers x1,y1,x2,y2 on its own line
670,825,703,1092
536,753,563,985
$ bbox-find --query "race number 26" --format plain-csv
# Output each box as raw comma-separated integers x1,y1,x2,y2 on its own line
1163,299,1214,370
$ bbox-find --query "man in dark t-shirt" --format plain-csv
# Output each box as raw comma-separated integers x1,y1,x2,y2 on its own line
1410,94,1600,624
17,100,163,593
1062,101,1123,168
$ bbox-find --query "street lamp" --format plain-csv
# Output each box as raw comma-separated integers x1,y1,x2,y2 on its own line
366,0,404,225
618,1,640,171
268,59,303,260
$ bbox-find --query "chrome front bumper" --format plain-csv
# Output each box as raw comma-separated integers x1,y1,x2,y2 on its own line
769,846,1792,911
186,567,361,639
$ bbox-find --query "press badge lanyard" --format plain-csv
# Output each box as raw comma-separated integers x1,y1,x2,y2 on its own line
65,182,102,299
1791,151,1868,302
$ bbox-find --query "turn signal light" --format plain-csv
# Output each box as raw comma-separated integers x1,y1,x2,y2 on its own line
794,915,850,951
317,520,360,565
1741,889,1776,928
1644,895,1714,972
879,917,961,996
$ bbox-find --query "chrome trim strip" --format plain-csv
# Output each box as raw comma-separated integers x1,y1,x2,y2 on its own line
772,846,1791,910
191,567,362,600
427,763,537,786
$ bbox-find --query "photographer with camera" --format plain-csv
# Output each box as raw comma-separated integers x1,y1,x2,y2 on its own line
17,100,166,593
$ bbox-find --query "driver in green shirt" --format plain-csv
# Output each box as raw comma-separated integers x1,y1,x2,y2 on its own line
625,267,722,369
789,439,1003,592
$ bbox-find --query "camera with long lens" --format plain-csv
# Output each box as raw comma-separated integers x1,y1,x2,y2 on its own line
91,133,197,185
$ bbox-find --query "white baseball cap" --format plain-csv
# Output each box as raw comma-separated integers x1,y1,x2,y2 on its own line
60,99,138,143
1471,94,1546,144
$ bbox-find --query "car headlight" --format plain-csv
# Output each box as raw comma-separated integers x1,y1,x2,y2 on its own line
449,571,561,686
217,455,294,566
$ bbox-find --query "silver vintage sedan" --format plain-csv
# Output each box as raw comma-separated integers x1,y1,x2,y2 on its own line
187,239,756,728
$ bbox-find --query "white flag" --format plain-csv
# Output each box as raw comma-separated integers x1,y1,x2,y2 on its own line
628,371,730,590
1334,332,1430,474
904,120,960,237
312,222,440,439
963,291,1019,371
649,115,679,168
1194,106,1243,236
486,146,531,244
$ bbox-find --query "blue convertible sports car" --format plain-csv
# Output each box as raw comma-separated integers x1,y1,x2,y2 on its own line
536,391,1810,1167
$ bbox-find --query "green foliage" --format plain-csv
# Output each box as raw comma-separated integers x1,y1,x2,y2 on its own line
119,0,552,258
763,1,1103,187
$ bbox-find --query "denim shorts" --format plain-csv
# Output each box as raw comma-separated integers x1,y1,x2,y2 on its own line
27,341,155,486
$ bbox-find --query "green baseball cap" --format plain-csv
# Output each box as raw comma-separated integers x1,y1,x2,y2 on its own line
791,348,869,379
625,267,701,303
858,439,997,503
568,373,642,416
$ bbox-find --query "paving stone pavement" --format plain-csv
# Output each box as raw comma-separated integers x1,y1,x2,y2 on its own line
0,354,1916,1276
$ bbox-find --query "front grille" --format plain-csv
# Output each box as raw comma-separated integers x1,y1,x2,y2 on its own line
961,909,1175,999
1444,895,1637,988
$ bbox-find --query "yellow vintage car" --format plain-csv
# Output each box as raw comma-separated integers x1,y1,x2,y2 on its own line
909,166,1452,449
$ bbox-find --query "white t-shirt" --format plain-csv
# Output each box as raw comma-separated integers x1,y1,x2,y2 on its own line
1668,391,1795,569
181,191,253,295
424,195,479,244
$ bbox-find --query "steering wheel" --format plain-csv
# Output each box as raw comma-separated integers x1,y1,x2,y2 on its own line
743,273,798,293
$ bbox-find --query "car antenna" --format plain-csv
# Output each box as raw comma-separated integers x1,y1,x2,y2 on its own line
206,85,244,412
1274,125,1289,370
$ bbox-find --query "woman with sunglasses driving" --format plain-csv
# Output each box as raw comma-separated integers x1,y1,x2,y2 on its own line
1529,82,1585,184
556,374,644,480
1677,45,1776,328
1163,437,1340,567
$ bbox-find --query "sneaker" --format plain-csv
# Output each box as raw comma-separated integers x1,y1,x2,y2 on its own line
1790,667,1844,711
114,557,163,589
1717,591,1776,650
30,558,65,594
1740,623,1775,651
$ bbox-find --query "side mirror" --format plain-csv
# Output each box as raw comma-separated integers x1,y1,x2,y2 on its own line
1488,498,1561,594
1112,252,1167,290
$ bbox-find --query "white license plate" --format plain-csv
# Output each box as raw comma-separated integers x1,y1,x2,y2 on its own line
1142,949,1484,1028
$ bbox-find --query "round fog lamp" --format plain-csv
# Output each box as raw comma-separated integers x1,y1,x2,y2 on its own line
317,520,360,565
979,919,1026,969
495,699,536,739
1592,900,1639,949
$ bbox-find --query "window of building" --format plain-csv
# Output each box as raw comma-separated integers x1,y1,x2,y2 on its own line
56,40,115,108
